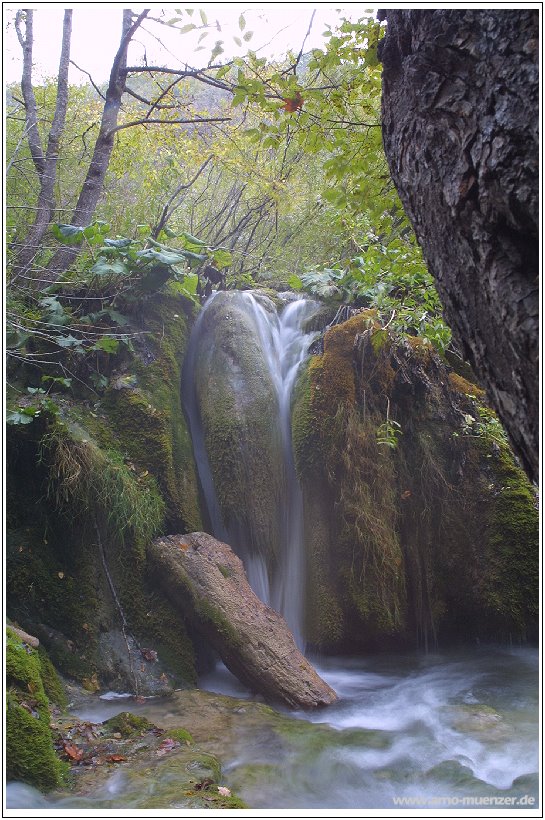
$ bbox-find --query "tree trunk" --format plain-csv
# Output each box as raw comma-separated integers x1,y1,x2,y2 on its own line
45,9,149,278
379,10,538,484
12,10,73,285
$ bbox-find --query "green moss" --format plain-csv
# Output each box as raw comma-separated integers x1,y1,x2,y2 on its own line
6,629,68,791
103,712,155,738
37,647,67,708
448,371,485,398
483,445,538,635
167,727,194,745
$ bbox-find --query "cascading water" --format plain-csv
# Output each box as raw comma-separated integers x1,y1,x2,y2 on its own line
181,291,318,648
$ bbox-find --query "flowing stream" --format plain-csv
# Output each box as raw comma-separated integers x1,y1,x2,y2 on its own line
7,648,539,810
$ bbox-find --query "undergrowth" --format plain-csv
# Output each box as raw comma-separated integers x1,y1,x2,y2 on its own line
41,425,165,550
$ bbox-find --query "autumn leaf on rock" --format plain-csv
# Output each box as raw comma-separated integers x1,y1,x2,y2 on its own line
63,742,83,761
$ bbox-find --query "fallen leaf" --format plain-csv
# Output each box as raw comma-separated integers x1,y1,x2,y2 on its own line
156,738,180,757
141,648,158,662
195,778,213,791
57,572,65,579
218,786,231,797
106,754,126,763
179,542,189,551
63,742,83,761
401,490,412,499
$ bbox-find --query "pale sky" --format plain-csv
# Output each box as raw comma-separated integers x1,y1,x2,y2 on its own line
3,3,375,85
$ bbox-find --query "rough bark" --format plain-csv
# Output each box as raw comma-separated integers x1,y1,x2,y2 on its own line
148,532,337,709
379,9,538,484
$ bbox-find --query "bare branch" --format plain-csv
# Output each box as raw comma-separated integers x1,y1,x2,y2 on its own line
70,60,106,100
109,116,230,135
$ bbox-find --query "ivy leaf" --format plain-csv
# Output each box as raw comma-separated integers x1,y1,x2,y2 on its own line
91,259,130,277
56,335,85,352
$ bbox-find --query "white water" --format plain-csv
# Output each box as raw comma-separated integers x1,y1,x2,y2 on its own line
8,647,538,811
201,647,540,810
182,291,318,647
241,293,318,646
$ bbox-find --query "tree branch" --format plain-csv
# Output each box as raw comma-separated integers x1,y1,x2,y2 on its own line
69,59,106,100
109,116,230,135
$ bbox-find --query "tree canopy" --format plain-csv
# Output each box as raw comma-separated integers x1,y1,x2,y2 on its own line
6,6,454,414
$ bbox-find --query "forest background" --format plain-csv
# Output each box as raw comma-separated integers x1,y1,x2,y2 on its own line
5,3,463,414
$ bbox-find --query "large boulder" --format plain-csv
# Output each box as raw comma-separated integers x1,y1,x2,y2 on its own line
148,532,337,709
292,313,538,651
186,292,285,574
379,9,539,484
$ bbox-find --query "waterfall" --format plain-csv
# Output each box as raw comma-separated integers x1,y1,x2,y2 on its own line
181,291,318,648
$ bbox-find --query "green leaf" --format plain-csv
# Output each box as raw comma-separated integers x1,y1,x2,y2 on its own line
41,375,72,388
52,223,84,245
243,31,253,42
91,259,130,277
137,248,191,266
288,274,303,291
211,248,232,269
103,238,133,248
56,335,85,352
6,410,35,425
233,36,242,47
92,337,120,354
180,23,197,33
199,9,208,25
181,231,208,249
90,372,109,390
238,14,246,30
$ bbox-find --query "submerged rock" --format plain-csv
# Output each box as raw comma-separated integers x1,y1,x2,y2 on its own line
148,532,337,709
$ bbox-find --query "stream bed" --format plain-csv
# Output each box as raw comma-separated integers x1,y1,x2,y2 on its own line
7,645,539,811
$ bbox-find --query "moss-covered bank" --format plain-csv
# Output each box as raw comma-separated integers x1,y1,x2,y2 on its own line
6,628,68,791
292,317,538,650
6,286,203,693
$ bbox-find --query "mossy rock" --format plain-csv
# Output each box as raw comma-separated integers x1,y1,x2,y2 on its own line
191,291,285,567
5,288,201,691
6,629,68,791
103,711,155,738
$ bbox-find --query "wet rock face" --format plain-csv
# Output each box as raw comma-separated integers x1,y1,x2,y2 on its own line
148,532,337,709
190,292,284,567
379,9,539,484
